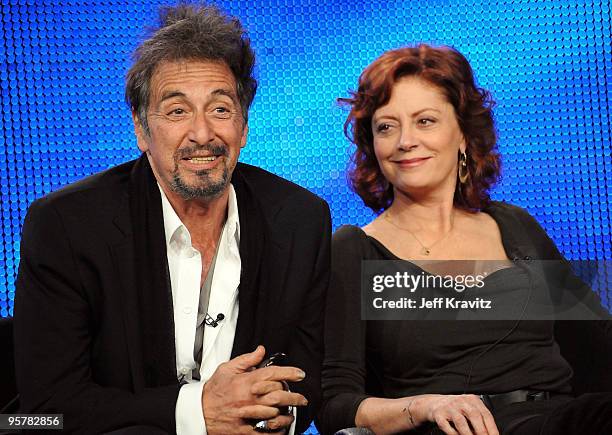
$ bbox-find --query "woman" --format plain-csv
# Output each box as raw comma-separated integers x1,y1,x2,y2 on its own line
318,45,611,435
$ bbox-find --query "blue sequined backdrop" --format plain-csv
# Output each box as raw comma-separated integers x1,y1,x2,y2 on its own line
1,0,611,319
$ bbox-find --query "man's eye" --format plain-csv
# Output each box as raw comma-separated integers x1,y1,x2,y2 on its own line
214,107,232,115
213,106,233,118
168,108,186,116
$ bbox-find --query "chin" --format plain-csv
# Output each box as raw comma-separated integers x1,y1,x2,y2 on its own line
171,172,229,200
393,181,438,198
393,178,431,191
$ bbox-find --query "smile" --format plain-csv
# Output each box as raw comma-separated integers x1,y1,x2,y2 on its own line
179,155,223,171
185,156,217,163
393,157,432,168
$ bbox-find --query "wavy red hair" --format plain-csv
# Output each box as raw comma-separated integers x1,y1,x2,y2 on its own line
340,44,501,213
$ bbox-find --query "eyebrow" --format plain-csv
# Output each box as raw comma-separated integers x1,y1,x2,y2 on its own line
158,88,239,105
159,91,186,103
373,107,442,122
211,89,239,105
411,108,441,116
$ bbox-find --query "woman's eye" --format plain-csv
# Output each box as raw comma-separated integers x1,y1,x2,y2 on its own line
376,123,391,133
418,118,435,126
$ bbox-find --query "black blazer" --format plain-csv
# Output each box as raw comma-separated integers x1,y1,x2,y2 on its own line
14,155,331,434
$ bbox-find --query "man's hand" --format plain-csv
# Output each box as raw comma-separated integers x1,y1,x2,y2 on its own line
202,346,308,434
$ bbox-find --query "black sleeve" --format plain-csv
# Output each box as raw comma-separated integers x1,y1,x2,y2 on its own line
284,198,332,434
515,208,610,319
317,226,371,435
513,207,612,391
14,198,179,434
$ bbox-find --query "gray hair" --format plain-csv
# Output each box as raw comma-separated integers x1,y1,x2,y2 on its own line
125,3,257,136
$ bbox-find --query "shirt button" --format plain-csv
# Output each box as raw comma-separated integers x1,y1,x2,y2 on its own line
183,307,192,314
180,367,189,375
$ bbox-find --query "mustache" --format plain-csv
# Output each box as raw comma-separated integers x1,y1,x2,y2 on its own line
174,144,228,160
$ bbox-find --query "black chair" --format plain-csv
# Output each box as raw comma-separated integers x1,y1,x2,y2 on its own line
0,317,17,413
554,320,612,395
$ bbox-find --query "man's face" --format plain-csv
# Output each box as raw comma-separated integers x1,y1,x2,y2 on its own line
134,60,247,201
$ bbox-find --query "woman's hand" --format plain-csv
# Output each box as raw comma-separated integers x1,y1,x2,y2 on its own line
412,394,499,435
355,394,499,435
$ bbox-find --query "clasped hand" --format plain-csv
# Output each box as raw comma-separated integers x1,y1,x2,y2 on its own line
202,345,307,434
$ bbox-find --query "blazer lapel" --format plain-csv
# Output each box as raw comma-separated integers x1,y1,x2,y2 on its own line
110,194,146,391
122,155,176,387
230,167,267,358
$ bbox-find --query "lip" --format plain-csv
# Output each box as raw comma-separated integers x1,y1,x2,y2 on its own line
179,155,223,171
392,156,432,168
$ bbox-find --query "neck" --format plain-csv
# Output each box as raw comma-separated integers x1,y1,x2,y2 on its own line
162,183,229,244
388,187,456,234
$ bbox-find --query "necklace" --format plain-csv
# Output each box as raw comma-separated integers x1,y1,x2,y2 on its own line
383,211,453,256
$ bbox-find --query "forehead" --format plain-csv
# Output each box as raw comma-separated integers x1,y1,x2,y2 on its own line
149,60,238,102
380,76,451,111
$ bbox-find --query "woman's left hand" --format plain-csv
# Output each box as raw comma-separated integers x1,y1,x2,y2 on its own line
412,394,499,435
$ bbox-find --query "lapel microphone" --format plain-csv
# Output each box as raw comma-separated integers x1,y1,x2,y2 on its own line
204,313,225,327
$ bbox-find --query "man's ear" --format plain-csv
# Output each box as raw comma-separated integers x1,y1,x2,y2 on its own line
132,111,149,153
240,124,248,149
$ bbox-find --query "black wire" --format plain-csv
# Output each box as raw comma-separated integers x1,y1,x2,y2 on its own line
462,258,535,393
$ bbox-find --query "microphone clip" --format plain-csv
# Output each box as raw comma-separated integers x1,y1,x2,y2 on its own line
204,312,225,328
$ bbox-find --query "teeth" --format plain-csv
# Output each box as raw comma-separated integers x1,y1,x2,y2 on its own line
188,156,216,162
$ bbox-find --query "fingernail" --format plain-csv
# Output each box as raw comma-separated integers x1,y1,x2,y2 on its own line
302,399,308,406
297,370,306,379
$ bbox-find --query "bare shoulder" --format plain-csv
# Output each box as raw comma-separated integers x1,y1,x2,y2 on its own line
361,215,384,238
459,210,507,259
468,211,502,236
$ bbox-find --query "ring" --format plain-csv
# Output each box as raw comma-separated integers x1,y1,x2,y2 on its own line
253,419,275,433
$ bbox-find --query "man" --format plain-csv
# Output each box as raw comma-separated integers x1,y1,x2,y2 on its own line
14,4,330,434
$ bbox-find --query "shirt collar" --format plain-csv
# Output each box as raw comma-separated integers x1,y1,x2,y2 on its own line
158,183,240,251
226,184,240,243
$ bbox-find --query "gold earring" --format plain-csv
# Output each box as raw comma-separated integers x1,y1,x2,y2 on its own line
458,150,469,184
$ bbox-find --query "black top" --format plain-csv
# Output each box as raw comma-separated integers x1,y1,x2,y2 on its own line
318,202,577,435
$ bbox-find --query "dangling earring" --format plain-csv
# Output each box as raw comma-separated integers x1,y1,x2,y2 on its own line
458,150,469,184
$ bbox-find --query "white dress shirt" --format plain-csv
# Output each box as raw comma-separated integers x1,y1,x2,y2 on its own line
159,184,296,435
160,184,240,435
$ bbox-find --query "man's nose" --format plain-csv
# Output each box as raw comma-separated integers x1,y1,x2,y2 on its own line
187,112,215,144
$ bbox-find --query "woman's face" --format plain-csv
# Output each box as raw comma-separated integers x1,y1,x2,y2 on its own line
372,76,466,199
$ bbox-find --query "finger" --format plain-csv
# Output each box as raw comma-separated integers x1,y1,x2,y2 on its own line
462,407,487,435
435,415,459,435
237,404,280,420
228,345,266,372
255,365,306,382
236,424,258,435
466,396,497,435
479,405,498,435
450,411,475,435
258,390,308,407
251,380,285,395
232,424,259,435
261,414,294,432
